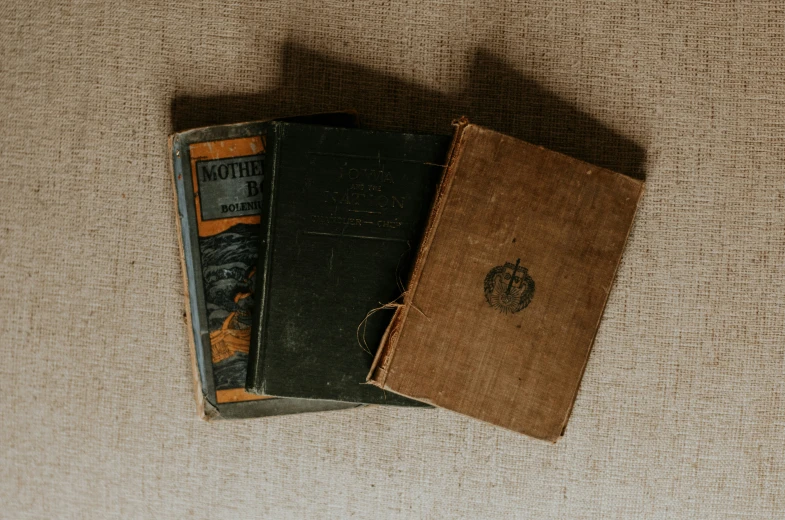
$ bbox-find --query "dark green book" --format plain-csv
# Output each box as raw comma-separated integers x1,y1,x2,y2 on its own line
246,122,450,405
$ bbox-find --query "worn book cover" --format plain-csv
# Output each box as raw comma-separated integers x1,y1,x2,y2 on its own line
368,119,645,441
246,122,450,405
170,113,361,419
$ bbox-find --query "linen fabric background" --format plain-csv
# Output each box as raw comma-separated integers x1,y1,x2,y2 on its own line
1,1,783,518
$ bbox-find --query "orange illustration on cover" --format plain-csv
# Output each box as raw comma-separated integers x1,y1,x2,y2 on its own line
189,137,267,404
210,271,254,364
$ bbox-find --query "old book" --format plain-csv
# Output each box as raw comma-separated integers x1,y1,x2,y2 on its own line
368,119,644,441
169,113,361,419
246,122,450,405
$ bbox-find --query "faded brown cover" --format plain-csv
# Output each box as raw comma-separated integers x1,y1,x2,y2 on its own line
368,120,644,441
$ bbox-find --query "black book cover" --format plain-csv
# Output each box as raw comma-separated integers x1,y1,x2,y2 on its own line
246,122,450,405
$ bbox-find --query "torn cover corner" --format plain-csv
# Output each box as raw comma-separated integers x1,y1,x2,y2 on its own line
367,305,406,387
201,396,220,421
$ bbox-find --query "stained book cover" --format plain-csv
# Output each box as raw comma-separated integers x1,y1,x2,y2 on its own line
169,114,361,419
246,122,450,405
368,120,644,441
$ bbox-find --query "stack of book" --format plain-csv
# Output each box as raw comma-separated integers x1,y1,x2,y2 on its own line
169,112,643,442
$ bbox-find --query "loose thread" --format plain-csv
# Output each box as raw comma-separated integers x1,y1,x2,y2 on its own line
356,292,408,355
393,240,415,294
411,303,430,320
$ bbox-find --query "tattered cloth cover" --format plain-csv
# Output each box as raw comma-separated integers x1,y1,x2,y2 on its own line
1,2,784,518
369,121,644,441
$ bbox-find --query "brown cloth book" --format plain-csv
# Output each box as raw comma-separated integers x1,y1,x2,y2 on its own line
368,119,644,441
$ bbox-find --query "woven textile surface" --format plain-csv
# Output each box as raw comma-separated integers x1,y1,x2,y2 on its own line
1,1,783,518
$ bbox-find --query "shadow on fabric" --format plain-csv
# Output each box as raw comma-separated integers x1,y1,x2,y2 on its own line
171,40,646,181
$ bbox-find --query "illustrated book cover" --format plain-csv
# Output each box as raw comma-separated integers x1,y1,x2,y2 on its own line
169,113,361,419
368,119,645,440
246,122,451,405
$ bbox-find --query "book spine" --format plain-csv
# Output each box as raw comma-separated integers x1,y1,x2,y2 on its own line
367,117,471,388
245,123,283,394
170,134,217,420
